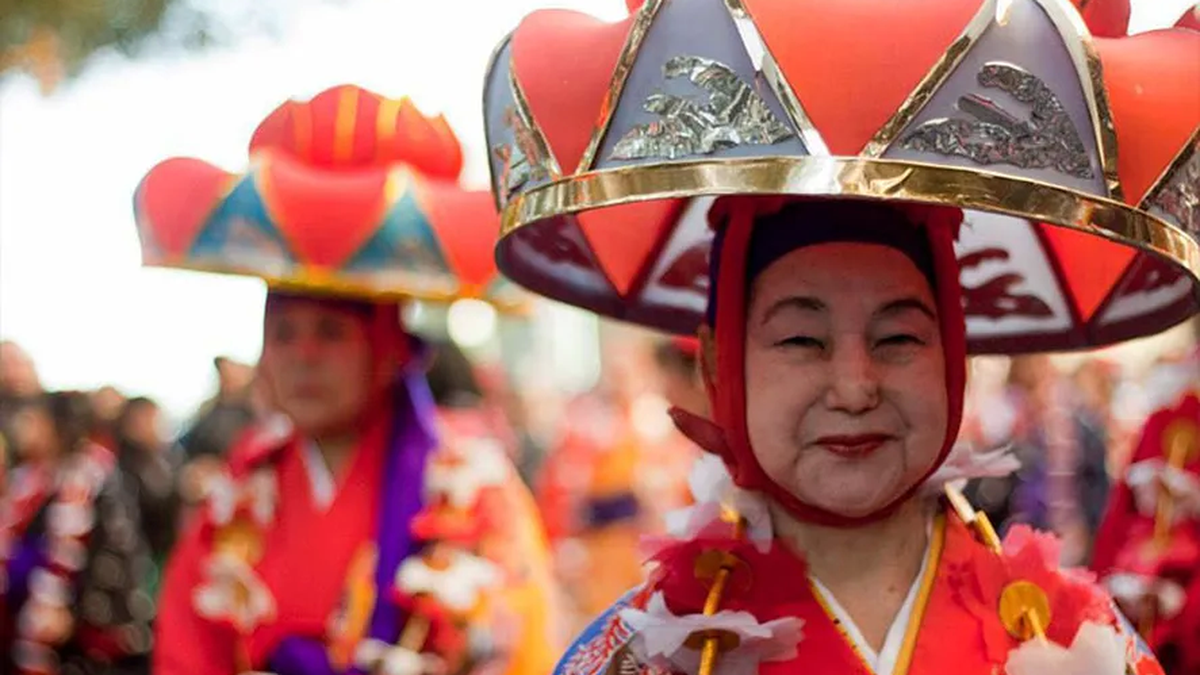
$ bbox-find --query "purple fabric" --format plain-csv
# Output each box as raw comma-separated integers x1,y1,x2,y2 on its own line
364,369,439,648
583,492,641,528
268,637,339,675
269,364,439,675
5,535,44,615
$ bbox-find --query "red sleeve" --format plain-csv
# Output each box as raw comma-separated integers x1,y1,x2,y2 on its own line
153,513,238,675
1090,480,1134,577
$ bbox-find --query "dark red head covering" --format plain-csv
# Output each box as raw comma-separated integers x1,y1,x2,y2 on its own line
685,197,967,527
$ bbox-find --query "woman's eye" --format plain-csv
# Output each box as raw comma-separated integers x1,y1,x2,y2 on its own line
778,336,825,350
268,323,296,345
316,319,351,342
876,334,923,348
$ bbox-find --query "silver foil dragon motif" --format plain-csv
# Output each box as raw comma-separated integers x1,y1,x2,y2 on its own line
901,62,1095,180
610,55,794,161
492,105,551,199
1148,142,1200,239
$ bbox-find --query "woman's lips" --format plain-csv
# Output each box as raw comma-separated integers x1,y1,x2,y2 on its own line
814,434,894,458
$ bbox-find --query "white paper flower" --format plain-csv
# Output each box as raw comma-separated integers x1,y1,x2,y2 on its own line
395,550,501,612
1105,573,1187,620
355,639,389,668
1126,459,1200,520
1005,622,1126,675
664,454,772,552
923,443,1021,494
46,501,95,539
28,569,70,605
245,469,278,525
620,592,803,675
424,439,510,509
193,554,276,632
205,473,238,525
381,646,446,675
205,469,277,527
355,640,445,675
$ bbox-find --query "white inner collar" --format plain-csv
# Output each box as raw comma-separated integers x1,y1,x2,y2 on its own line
808,519,935,675
301,439,337,510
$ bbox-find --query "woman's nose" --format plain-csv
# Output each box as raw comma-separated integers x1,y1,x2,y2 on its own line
290,333,324,361
823,342,881,414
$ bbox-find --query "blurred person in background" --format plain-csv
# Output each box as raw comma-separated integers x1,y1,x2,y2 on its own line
113,396,181,598
424,337,562,654
536,333,701,632
174,357,260,508
1069,359,1118,538
0,341,43,455
1092,342,1200,674
88,385,127,450
1,391,156,675
145,85,557,675
474,361,545,487
959,355,1106,565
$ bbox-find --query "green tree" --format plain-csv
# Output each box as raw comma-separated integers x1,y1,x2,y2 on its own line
0,0,333,93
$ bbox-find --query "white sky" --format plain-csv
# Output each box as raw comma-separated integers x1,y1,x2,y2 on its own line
0,0,1193,419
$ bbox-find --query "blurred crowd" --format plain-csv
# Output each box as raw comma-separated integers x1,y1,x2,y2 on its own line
3,323,1197,666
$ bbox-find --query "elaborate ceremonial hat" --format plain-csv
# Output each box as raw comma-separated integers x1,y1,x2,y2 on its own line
134,85,525,310
483,0,1200,352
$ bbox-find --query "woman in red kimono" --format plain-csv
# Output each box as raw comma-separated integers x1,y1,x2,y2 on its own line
135,85,558,675
1092,347,1200,674
480,0,1197,671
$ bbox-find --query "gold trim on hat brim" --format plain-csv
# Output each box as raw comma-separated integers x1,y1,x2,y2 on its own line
497,156,1200,281
139,259,533,315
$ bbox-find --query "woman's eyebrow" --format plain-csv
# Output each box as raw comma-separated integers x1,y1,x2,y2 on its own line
761,296,826,324
874,297,937,320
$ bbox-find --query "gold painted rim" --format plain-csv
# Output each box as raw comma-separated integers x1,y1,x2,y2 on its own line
497,156,1200,280
139,258,533,314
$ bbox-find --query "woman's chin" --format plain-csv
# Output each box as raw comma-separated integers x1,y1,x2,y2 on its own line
790,467,910,518
808,491,897,518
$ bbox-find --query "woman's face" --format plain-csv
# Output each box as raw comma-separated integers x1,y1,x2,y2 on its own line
261,298,376,437
12,405,57,463
743,242,949,517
